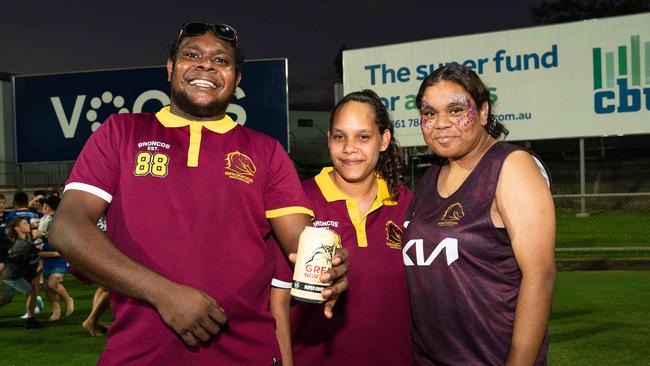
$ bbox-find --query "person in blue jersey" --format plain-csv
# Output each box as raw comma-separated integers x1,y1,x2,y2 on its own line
403,63,556,366
5,192,41,225
33,195,74,321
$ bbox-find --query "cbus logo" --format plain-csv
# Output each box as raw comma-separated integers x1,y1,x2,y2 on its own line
592,35,650,114
51,87,247,138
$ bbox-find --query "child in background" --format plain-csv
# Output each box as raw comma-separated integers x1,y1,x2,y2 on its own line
0,217,44,328
34,195,74,321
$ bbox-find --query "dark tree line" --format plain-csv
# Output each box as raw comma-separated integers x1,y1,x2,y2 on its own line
531,0,649,25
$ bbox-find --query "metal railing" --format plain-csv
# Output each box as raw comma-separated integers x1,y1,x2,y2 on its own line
0,160,72,189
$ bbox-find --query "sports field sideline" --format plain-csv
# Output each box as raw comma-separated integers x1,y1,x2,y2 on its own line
1,271,648,365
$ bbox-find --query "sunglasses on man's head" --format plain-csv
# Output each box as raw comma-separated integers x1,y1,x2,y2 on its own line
178,22,238,48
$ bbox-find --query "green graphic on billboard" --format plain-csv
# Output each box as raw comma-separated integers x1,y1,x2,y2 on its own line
593,35,650,114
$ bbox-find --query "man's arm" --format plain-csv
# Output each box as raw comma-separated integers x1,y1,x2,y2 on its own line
270,213,349,319
49,190,228,346
39,251,62,258
29,194,44,209
495,151,556,366
269,287,293,366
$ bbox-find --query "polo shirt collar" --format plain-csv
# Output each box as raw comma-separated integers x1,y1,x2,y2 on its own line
314,167,397,206
155,106,237,134
155,106,238,167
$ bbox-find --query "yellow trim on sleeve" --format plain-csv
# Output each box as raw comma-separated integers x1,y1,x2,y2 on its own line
266,206,314,219
155,106,238,167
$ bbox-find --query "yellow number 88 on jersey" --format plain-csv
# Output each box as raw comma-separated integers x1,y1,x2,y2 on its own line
134,151,169,178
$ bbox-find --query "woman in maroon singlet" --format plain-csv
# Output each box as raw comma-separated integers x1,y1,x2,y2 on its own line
403,63,556,366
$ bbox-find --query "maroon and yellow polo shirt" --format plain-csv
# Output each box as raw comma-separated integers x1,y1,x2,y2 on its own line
277,167,413,365
65,107,312,365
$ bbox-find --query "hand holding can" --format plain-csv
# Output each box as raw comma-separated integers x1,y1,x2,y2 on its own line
291,226,340,303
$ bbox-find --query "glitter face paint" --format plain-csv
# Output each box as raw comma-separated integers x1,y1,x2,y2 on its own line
449,94,475,127
419,97,433,129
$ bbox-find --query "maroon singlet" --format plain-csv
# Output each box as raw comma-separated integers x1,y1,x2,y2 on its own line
403,142,549,366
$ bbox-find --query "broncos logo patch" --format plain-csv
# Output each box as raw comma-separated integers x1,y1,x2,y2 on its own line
225,151,256,184
438,202,465,226
385,220,403,249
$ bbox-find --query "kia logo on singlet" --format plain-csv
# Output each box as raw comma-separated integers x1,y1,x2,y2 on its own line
402,238,459,266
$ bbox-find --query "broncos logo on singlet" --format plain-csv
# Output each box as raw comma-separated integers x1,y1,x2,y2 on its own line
438,202,465,227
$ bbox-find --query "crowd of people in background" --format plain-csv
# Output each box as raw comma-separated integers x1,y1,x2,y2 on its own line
0,190,108,334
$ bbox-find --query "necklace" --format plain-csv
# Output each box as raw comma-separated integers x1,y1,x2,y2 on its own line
442,137,494,197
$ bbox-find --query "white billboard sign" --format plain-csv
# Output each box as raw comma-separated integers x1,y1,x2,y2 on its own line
343,13,650,146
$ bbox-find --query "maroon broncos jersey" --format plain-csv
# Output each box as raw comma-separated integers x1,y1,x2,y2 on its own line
403,142,549,366
66,108,311,365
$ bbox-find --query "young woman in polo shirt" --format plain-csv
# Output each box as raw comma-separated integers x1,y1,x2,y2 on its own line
271,89,413,365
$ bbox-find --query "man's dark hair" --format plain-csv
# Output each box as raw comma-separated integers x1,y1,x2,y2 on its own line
12,191,29,208
43,195,61,211
168,23,244,74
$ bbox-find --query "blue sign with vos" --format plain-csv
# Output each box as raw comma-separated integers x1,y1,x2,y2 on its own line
12,59,288,163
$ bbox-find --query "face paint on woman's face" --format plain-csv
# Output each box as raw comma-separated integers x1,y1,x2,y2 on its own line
449,94,475,127
419,97,434,129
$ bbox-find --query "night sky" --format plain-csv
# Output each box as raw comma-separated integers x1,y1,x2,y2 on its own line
1,0,547,108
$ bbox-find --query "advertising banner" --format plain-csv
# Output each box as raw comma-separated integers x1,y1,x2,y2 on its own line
12,59,288,163
343,13,650,146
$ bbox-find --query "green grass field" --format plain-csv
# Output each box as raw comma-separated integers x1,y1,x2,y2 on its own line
2,272,649,365
0,279,110,366
548,271,650,366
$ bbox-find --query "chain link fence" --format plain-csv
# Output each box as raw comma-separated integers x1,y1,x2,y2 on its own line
554,193,650,252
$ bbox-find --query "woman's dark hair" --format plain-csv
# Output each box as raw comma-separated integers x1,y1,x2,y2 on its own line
415,62,508,139
330,89,405,198
7,217,27,244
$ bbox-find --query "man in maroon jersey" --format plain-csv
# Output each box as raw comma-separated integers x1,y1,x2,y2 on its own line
50,21,348,365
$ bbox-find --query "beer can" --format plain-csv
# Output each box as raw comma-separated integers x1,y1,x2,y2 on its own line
291,226,340,303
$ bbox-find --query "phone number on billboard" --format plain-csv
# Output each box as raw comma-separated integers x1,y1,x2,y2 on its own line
394,118,420,128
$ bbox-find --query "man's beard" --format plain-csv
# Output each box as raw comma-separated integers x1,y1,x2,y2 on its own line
170,86,233,119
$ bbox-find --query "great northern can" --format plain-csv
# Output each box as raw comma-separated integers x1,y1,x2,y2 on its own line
291,226,340,303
